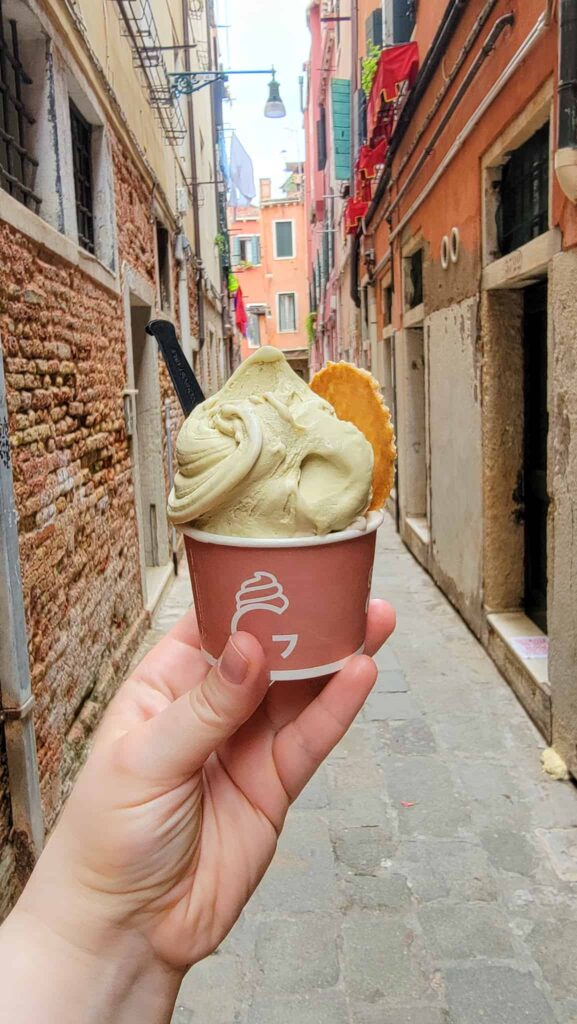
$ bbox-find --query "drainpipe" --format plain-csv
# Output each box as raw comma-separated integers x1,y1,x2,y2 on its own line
0,350,44,877
364,0,469,231
555,0,577,202
175,233,193,361
182,0,206,350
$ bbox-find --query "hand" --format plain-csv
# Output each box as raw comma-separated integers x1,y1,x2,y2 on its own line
18,602,395,975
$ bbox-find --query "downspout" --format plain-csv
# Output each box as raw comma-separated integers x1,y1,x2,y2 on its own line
0,350,44,878
555,0,577,202
364,0,470,231
182,0,206,350
175,233,192,361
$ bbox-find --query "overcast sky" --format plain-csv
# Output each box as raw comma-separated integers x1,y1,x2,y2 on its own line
216,0,310,200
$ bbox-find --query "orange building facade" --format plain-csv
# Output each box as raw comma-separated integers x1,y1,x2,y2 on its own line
305,0,577,778
228,177,309,378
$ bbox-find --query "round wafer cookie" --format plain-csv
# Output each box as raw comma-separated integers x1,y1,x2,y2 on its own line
310,362,396,511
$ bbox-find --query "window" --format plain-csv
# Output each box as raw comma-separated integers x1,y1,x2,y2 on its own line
404,249,423,310
156,222,171,311
497,123,550,256
278,292,297,333
274,221,294,259
231,234,261,265
0,6,40,212
317,105,327,171
69,101,95,252
246,306,262,348
383,284,393,323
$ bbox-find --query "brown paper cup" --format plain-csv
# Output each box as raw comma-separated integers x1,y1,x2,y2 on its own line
182,512,383,681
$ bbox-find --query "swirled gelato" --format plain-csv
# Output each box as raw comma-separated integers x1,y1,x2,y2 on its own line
167,347,374,538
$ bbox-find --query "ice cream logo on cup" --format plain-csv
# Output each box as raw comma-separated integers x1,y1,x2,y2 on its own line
231,571,298,660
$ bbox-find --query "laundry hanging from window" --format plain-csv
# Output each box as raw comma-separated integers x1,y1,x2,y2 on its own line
229,133,256,207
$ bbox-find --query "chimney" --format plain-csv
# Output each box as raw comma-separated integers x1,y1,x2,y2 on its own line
260,178,272,202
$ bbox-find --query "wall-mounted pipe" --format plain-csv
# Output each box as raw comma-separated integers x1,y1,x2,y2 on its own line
385,15,514,225
364,0,470,233
0,348,44,879
555,0,577,202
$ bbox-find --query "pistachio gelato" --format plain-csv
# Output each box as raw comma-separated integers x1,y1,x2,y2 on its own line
167,347,374,538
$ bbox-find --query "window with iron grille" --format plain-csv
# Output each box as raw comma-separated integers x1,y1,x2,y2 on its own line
0,0,40,212
317,105,327,171
69,101,95,253
497,123,550,256
404,249,423,310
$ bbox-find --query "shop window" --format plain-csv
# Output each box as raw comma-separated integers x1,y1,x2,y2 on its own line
496,123,550,257
278,292,297,333
156,222,171,311
404,249,423,310
0,4,41,212
274,220,294,259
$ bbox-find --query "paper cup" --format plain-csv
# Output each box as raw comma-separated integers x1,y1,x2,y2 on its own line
182,512,384,682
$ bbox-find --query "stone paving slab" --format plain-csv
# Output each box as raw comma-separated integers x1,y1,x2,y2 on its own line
127,517,577,1024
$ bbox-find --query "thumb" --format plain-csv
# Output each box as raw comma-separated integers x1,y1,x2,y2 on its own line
119,633,269,786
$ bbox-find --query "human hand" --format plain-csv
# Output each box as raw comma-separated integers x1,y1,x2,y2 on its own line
17,602,395,976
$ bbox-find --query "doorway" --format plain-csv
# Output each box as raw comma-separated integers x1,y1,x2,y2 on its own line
129,299,171,606
523,281,549,632
403,326,428,522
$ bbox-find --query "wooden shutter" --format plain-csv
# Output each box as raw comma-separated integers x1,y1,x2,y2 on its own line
392,0,416,44
317,106,327,170
331,79,351,181
365,8,383,50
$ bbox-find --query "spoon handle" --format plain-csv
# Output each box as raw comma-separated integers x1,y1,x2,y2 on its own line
145,319,205,416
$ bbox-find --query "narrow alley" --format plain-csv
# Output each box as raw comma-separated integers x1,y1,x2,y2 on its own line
129,515,577,1024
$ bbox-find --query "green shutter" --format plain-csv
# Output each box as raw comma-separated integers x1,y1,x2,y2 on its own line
331,78,351,181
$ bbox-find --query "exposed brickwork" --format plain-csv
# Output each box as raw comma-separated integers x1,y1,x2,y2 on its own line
0,132,201,914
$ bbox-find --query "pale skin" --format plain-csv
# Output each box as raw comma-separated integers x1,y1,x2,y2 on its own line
0,600,395,1024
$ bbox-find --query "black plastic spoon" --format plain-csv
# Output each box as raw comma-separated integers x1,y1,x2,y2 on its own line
145,319,205,416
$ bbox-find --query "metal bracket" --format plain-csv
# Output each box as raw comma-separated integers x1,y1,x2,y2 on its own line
0,695,35,723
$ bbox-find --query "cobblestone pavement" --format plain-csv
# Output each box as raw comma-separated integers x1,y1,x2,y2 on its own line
132,517,577,1024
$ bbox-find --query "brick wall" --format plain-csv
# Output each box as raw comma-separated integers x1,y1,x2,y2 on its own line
0,134,193,914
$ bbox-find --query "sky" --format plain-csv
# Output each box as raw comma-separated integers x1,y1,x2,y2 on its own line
215,0,310,200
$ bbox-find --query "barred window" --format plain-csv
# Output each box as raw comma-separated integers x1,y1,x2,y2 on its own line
0,0,41,212
69,100,95,253
497,123,550,256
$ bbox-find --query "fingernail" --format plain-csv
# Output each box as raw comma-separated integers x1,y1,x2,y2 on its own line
220,638,249,685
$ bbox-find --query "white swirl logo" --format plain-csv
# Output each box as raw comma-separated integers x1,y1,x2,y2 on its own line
231,571,290,633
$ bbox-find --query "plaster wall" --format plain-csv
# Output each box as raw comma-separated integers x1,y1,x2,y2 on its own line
549,249,577,779
428,298,483,625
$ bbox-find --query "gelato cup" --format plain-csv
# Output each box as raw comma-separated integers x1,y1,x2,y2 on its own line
183,512,384,681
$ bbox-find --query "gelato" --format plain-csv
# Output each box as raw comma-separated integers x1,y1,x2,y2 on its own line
167,347,374,538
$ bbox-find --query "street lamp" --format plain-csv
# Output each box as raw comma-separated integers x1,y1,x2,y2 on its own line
169,67,286,119
264,71,287,119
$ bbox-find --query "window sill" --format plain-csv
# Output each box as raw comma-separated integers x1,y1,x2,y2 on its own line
406,515,430,546
482,228,561,290
404,303,425,328
486,611,549,689
0,188,120,295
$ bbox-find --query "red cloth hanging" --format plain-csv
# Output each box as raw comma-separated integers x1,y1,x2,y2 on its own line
367,42,419,144
357,137,389,180
344,198,369,235
235,285,248,337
